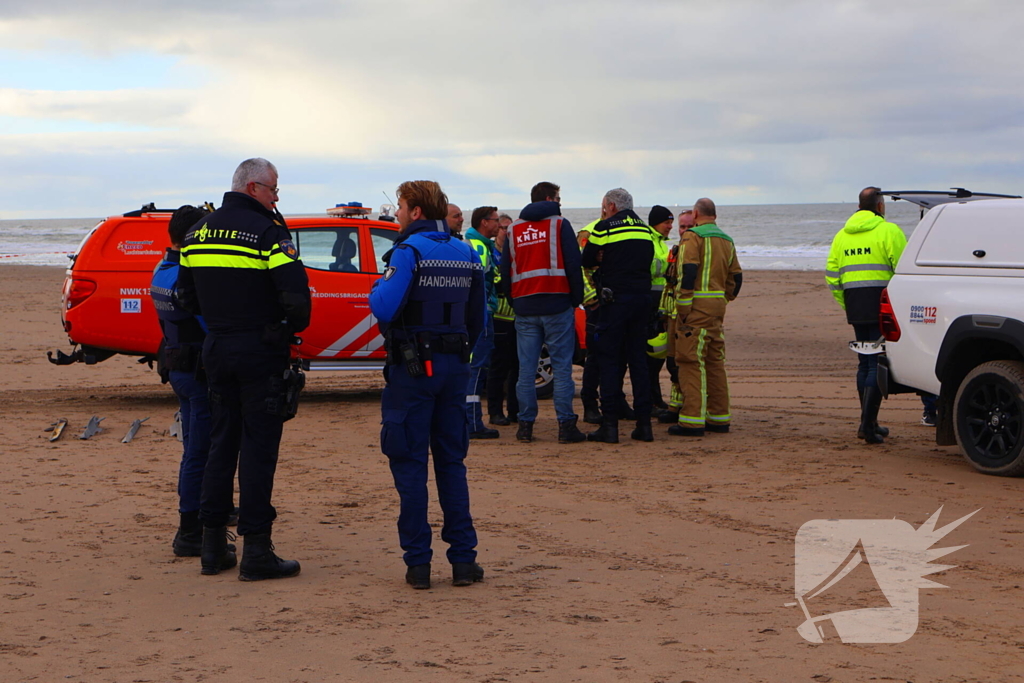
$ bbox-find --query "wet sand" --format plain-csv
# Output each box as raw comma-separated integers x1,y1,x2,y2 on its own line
1,265,1021,683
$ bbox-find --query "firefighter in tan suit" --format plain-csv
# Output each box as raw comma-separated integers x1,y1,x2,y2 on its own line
670,198,742,437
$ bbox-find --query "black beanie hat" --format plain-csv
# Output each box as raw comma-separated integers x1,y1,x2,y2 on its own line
648,205,673,227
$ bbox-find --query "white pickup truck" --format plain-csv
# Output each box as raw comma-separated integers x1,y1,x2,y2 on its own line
877,189,1024,476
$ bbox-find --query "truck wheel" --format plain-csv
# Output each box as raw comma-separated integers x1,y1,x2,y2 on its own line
954,360,1024,476
535,345,554,400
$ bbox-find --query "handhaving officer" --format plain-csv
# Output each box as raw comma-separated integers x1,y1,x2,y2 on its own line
151,204,215,558
826,186,907,444
369,180,486,591
581,188,656,443
177,157,311,581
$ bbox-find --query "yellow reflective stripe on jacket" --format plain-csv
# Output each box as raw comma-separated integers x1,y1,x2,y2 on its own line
268,247,295,269
181,243,272,269
494,296,515,320
180,252,268,270
588,216,654,245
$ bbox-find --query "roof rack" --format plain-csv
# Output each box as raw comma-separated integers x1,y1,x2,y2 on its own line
123,201,215,217
882,188,1021,210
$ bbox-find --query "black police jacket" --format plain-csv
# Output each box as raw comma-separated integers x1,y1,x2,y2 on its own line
177,192,311,336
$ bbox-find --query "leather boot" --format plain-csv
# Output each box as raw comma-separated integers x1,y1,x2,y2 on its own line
587,417,619,443
516,420,534,443
558,417,586,443
239,532,301,581
631,417,654,442
859,387,885,444
856,388,889,438
200,525,237,575
583,403,602,425
452,562,485,586
173,511,202,557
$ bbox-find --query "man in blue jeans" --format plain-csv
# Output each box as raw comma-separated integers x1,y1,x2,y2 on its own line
501,182,585,444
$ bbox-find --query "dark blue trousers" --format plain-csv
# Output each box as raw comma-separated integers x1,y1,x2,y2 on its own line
595,292,652,420
381,353,478,567
200,333,289,536
169,369,211,514
466,317,494,432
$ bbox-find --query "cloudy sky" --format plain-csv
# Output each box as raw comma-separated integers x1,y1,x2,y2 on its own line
1,0,1023,218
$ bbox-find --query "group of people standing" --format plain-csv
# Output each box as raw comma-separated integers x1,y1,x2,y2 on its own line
151,158,744,590
442,183,744,447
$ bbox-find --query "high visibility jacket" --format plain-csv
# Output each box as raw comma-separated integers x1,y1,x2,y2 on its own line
466,227,499,314
825,210,906,325
178,192,311,336
676,223,742,323
507,216,571,298
651,228,670,291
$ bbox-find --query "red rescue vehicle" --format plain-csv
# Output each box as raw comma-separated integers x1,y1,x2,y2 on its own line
50,203,585,393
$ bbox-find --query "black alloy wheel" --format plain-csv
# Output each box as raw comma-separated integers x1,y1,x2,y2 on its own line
954,360,1024,476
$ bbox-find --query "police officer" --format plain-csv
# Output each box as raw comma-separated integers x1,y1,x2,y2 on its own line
581,188,656,443
178,158,311,580
826,187,907,444
151,204,215,557
369,180,486,590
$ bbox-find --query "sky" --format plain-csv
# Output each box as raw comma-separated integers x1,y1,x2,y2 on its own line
1,0,1023,218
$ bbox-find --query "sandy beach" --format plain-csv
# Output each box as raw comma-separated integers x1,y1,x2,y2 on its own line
1,265,1022,683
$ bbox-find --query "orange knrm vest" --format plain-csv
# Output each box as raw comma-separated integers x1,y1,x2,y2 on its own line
508,216,570,298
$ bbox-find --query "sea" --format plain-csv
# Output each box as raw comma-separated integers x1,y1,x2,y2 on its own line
0,202,924,270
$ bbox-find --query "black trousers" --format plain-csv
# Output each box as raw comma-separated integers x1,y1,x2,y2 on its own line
200,332,289,536
594,292,652,420
487,317,520,419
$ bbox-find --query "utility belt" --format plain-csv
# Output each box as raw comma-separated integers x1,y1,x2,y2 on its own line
157,342,203,383
266,361,306,422
384,330,470,377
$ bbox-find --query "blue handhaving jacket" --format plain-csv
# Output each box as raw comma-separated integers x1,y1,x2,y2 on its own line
369,219,485,350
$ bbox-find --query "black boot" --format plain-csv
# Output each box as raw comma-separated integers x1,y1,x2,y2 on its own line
173,511,202,557
452,562,484,586
859,387,885,444
587,417,619,443
583,404,602,425
657,408,680,424
631,417,654,442
558,417,586,443
516,420,534,443
856,388,889,438
200,526,237,575
239,532,301,581
406,563,431,589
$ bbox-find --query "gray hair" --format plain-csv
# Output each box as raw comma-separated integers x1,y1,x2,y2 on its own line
603,188,633,212
231,158,277,192
498,212,513,222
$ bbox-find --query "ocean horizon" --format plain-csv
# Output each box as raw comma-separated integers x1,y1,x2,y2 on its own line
0,201,924,270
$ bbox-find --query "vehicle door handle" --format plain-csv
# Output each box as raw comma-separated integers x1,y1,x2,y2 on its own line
972,250,986,258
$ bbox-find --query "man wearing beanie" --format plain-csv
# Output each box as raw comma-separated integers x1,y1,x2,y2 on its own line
647,206,674,417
